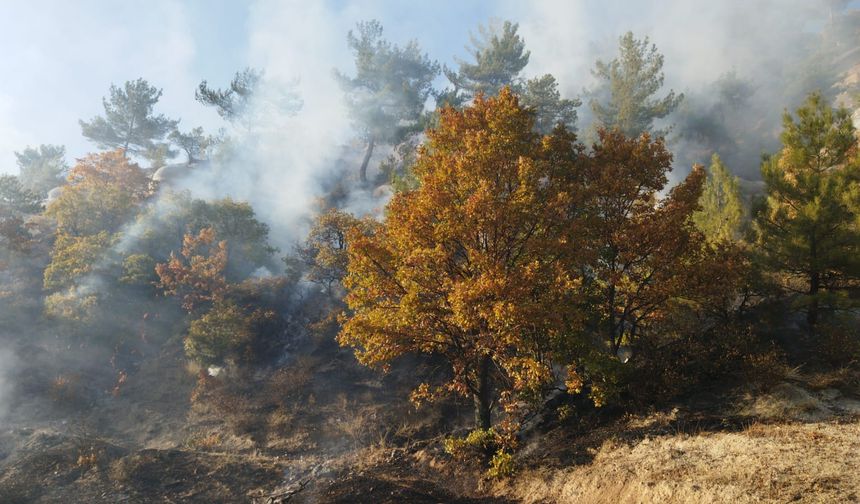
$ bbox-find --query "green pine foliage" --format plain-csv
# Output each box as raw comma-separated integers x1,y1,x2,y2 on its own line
590,31,683,138
754,91,860,326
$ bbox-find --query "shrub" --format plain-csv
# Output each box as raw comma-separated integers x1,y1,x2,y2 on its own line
817,316,860,366
119,254,156,286
742,345,789,389
444,428,496,460
487,451,516,478
185,301,253,366
44,287,99,321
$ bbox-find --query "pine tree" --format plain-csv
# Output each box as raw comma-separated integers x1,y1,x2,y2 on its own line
336,20,440,184
442,20,529,103
440,21,579,134
169,126,214,164
196,68,261,124
14,144,67,196
754,91,860,327
521,74,581,134
590,32,683,138
79,78,179,157
0,175,42,215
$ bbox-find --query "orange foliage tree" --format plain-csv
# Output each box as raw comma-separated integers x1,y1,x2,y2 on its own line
338,89,588,429
293,207,366,293
155,227,228,313
46,150,150,236
43,150,151,300
157,228,290,367
583,130,706,360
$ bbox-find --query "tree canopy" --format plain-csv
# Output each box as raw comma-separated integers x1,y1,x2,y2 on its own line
80,78,179,157
440,20,579,134
583,129,706,364
442,20,530,103
339,89,587,429
693,154,745,243
754,91,860,326
169,126,214,164
0,175,41,254
590,32,683,138
0,175,42,215
520,74,581,134
46,150,150,237
14,144,67,196
337,20,440,183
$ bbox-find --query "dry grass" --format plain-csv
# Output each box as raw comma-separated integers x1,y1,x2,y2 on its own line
739,382,831,421
495,414,860,503
185,431,223,451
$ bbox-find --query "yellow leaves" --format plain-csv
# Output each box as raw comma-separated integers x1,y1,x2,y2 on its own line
47,150,150,236
295,208,371,289
505,356,552,396
339,88,586,411
409,382,446,409
564,367,584,395
43,231,114,290
44,287,100,322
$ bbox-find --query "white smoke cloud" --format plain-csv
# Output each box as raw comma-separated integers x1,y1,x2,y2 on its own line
505,0,844,178
0,346,17,422
159,0,358,252
509,0,823,91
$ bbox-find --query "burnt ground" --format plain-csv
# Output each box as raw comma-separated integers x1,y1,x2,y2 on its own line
2,298,859,503
0,325,505,504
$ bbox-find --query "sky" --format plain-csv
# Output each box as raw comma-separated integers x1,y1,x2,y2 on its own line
0,0,493,174
0,0,853,176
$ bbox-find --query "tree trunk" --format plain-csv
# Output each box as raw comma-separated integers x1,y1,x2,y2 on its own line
807,270,820,327
122,115,135,158
607,284,620,356
359,138,375,184
473,355,492,430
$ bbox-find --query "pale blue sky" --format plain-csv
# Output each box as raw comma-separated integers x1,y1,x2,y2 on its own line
0,0,847,174
0,0,502,173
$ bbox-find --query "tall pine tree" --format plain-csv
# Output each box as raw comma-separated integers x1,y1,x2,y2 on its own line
754,92,860,327
589,32,683,138
80,79,178,157
336,20,440,184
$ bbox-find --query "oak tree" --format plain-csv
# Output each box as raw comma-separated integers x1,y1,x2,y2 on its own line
46,150,150,236
292,208,368,293
339,89,586,429
155,227,228,313
584,129,706,360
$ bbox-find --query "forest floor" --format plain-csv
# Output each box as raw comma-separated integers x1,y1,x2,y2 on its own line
2,329,860,503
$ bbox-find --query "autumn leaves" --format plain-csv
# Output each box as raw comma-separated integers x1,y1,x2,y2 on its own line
338,89,712,429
